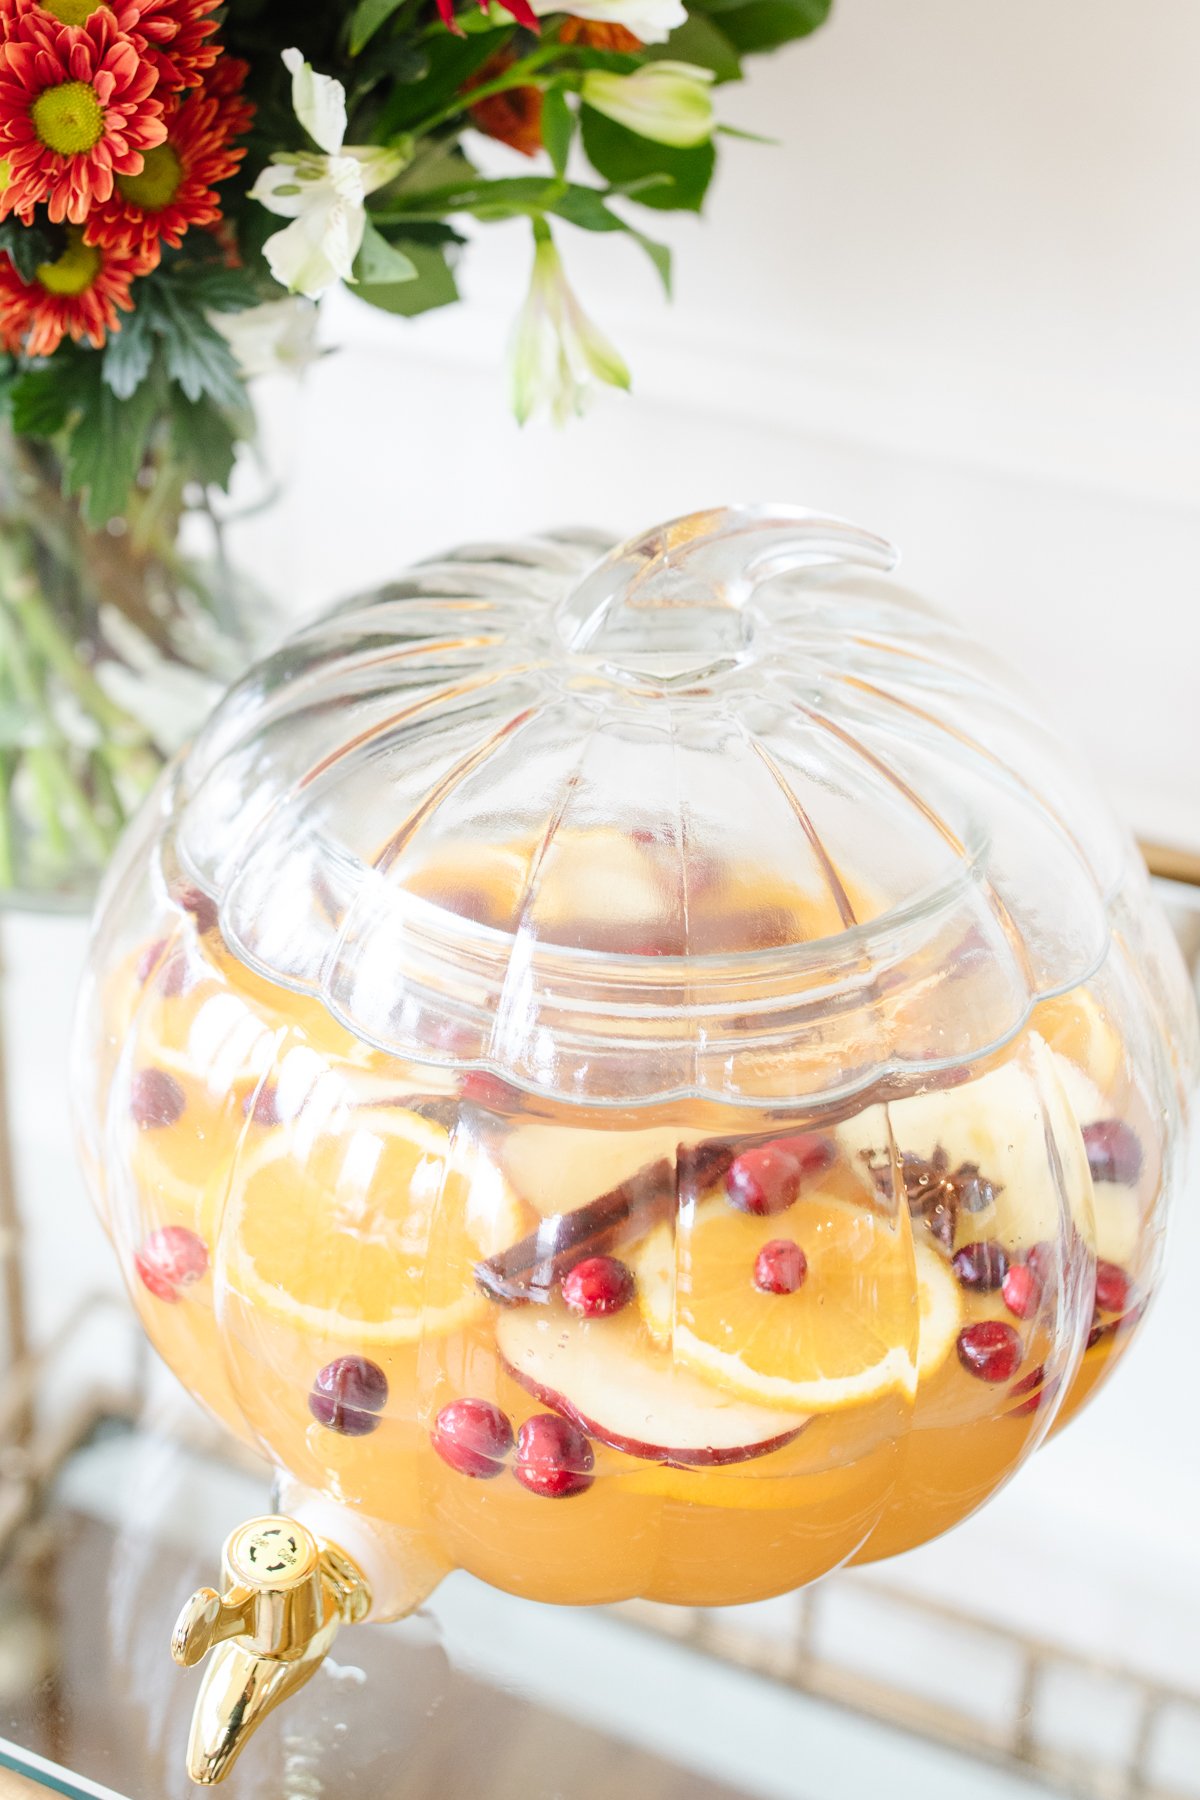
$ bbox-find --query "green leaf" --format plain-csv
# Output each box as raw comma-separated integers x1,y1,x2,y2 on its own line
144,283,247,410
183,264,261,313
355,218,418,285
390,139,477,197
630,230,672,296
61,358,161,527
549,185,624,232
709,0,831,53
101,304,155,400
580,107,716,212
650,14,741,81
9,363,74,436
541,85,575,178
349,0,405,55
0,219,59,285
354,241,459,316
378,32,506,134
168,389,240,491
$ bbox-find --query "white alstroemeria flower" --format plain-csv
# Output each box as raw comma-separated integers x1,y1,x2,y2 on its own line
528,0,685,43
250,49,406,299
582,61,715,147
509,230,630,426
212,298,323,379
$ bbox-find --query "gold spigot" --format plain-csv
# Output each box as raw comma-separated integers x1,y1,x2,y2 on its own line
171,1515,371,1786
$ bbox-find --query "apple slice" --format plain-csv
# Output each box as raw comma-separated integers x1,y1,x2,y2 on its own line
496,1300,805,1468
501,1122,711,1219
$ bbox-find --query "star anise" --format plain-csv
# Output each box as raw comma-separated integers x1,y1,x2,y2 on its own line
861,1147,1000,1253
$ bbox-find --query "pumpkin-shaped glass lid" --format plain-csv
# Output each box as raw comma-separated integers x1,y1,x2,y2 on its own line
169,505,1130,1105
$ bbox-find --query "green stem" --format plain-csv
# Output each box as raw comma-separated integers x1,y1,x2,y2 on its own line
0,753,16,891
415,42,563,134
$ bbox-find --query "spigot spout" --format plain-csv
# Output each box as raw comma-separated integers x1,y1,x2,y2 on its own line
172,1516,370,1786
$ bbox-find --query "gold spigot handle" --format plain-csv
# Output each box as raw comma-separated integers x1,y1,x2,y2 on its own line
172,1515,371,1786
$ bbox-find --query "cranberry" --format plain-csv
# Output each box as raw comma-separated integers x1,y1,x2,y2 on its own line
513,1413,594,1498
130,1067,186,1129
244,1084,281,1127
461,1071,522,1110
956,1320,1022,1383
309,1356,389,1436
1094,1259,1132,1316
431,1397,514,1476
951,1241,1009,1292
1082,1120,1143,1187
177,884,218,934
1002,1262,1042,1320
134,1225,208,1302
753,1239,808,1295
1024,1240,1058,1283
158,953,191,998
766,1134,836,1179
135,937,168,984
561,1255,634,1318
726,1144,802,1216
1010,1364,1062,1418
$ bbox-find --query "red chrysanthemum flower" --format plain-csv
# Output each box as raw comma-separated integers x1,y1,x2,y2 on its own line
0,9,166,223
0,0,220,95
436,0,538,38
0,223,148,352
84,59,251,257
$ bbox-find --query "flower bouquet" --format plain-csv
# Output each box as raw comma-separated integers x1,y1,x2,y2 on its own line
0,0,829,900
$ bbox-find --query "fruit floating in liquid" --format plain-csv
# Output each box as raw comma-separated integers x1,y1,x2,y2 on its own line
104,879,1161,1610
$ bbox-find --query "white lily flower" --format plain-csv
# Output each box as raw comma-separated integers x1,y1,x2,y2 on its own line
528,0,685,44
250,49,406,299
582,61,715,147
509,230,630,426
212,298,323,379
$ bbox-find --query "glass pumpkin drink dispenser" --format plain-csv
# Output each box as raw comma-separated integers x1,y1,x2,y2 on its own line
72,507,1198,1784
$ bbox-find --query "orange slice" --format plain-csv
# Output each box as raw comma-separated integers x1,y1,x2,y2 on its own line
631,1194,957,1411
224,1108,525,1343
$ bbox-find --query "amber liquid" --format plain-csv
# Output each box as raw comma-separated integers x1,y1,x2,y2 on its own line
92,915,1161,1610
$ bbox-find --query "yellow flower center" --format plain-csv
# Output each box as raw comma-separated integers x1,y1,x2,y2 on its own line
39,0,109,22
116,143,183,212
31,80,105,157
36,229,101,296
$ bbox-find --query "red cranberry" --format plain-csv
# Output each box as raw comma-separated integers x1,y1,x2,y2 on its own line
130,1067,186,1129
431,1397,514,1476
135,937,168,984
461,1071,522,1110
726,1144,802,1216
1094,1260,1132,1316
244,1084,281,1127
765,1134,836,1179
1002,1262,1042,1320
1083,1120,1143,1187
1024,1240,1058,1283
309,1356,389,1436
956,1320,1022,1383
753,1239,808,1295
158,952,191,998
561,1255,634,1318
951,1241,1009,1292
1010,1364,1063,1418
513,1413,595,1498
134,1225,208,1302
177,884,218,934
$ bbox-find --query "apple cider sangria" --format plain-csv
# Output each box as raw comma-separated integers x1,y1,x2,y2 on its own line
80,852,1167,1611
73,508,1195,1648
